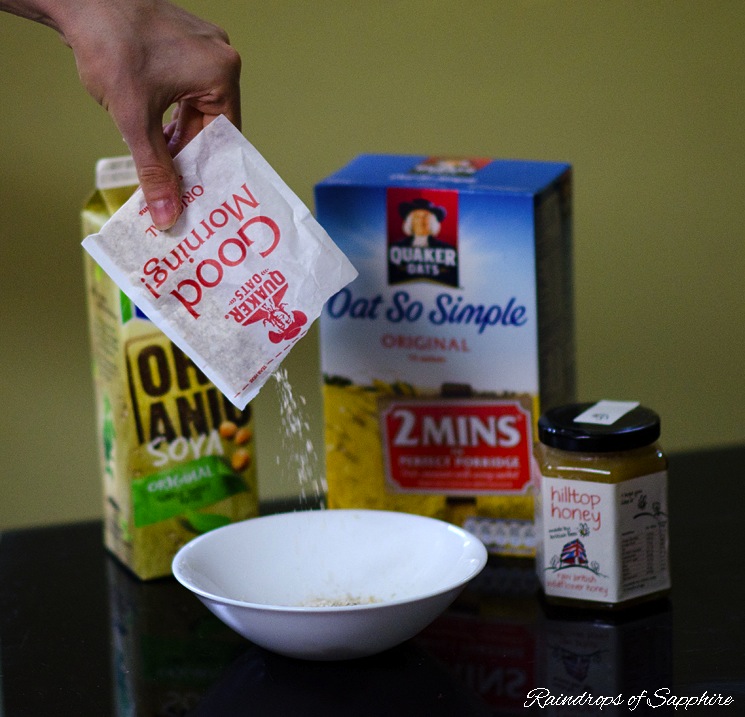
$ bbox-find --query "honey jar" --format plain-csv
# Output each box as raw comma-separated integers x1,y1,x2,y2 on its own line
534,400,670,609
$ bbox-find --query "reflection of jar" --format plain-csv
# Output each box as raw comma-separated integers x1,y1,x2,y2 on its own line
534,401,670,609
537,599,673,698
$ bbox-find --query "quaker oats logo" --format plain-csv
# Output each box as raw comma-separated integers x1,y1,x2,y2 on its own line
226,270,308,344
387,188,459,288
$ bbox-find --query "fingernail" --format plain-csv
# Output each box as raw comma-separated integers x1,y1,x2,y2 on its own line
150,198,179,230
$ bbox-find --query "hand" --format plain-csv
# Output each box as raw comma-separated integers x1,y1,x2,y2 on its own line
2,0,242,230
70,0,242,229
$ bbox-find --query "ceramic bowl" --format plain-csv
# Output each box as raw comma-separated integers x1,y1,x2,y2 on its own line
172,509,487,660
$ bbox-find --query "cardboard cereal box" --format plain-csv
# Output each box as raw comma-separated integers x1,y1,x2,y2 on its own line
83,157,259,580
315,155,574,556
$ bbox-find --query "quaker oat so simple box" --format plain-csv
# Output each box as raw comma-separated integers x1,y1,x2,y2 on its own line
315,155,574,556
83,157,259,580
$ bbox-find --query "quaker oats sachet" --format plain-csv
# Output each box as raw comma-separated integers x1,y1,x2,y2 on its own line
83,115,357,409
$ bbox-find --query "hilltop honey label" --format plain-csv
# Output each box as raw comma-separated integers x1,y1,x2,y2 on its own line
316,155,575,556
84,157,259,580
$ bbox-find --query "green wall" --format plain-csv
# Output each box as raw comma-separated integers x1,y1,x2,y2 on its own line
1,1,743,529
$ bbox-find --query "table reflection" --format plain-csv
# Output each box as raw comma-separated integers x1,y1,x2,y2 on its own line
538,601,673,706
191,644,494,717
422,558,672,715
106,560,247,715
105,553,673,716
416,558,540,714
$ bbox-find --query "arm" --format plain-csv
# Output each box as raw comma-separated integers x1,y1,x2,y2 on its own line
0,0,241,230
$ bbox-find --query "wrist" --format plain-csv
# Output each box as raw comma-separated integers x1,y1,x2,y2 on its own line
0,0,162,44
0,0,60,28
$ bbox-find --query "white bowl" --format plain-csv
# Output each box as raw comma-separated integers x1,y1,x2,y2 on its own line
172,509,487,660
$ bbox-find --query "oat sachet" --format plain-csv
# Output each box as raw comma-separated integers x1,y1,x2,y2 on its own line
83,115,357,409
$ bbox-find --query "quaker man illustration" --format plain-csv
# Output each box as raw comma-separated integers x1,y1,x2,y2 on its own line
388,197,458,286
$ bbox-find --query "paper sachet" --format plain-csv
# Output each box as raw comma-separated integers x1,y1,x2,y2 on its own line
83,115,357,409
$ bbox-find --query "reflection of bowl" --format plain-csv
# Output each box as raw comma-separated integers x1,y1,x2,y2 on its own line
172,509,487,660
189,642,494,717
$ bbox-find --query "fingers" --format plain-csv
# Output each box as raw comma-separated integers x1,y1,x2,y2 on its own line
166,102,205,156
166,48,242,158
126,120,182,231
130,97,240,231
127,42,242,231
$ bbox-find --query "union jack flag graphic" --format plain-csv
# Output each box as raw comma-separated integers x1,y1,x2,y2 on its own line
560,539,588,566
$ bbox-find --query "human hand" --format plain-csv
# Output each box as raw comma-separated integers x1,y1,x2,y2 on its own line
59,0,242,229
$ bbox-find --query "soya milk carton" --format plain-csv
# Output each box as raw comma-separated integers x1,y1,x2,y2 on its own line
315,155,574,556
83,157,259,580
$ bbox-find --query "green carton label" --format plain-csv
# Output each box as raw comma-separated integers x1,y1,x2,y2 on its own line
132,455,245,527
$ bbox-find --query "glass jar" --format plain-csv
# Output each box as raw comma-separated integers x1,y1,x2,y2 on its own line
534,401,670,610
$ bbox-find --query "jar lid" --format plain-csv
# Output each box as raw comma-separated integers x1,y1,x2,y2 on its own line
538,401,661,452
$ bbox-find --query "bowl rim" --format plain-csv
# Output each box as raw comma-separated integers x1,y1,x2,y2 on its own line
171,508,488,613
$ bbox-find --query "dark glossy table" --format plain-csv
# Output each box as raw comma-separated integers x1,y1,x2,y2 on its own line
1,447,744,716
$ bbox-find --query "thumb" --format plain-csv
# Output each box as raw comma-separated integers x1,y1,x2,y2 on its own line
128,128,182,231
